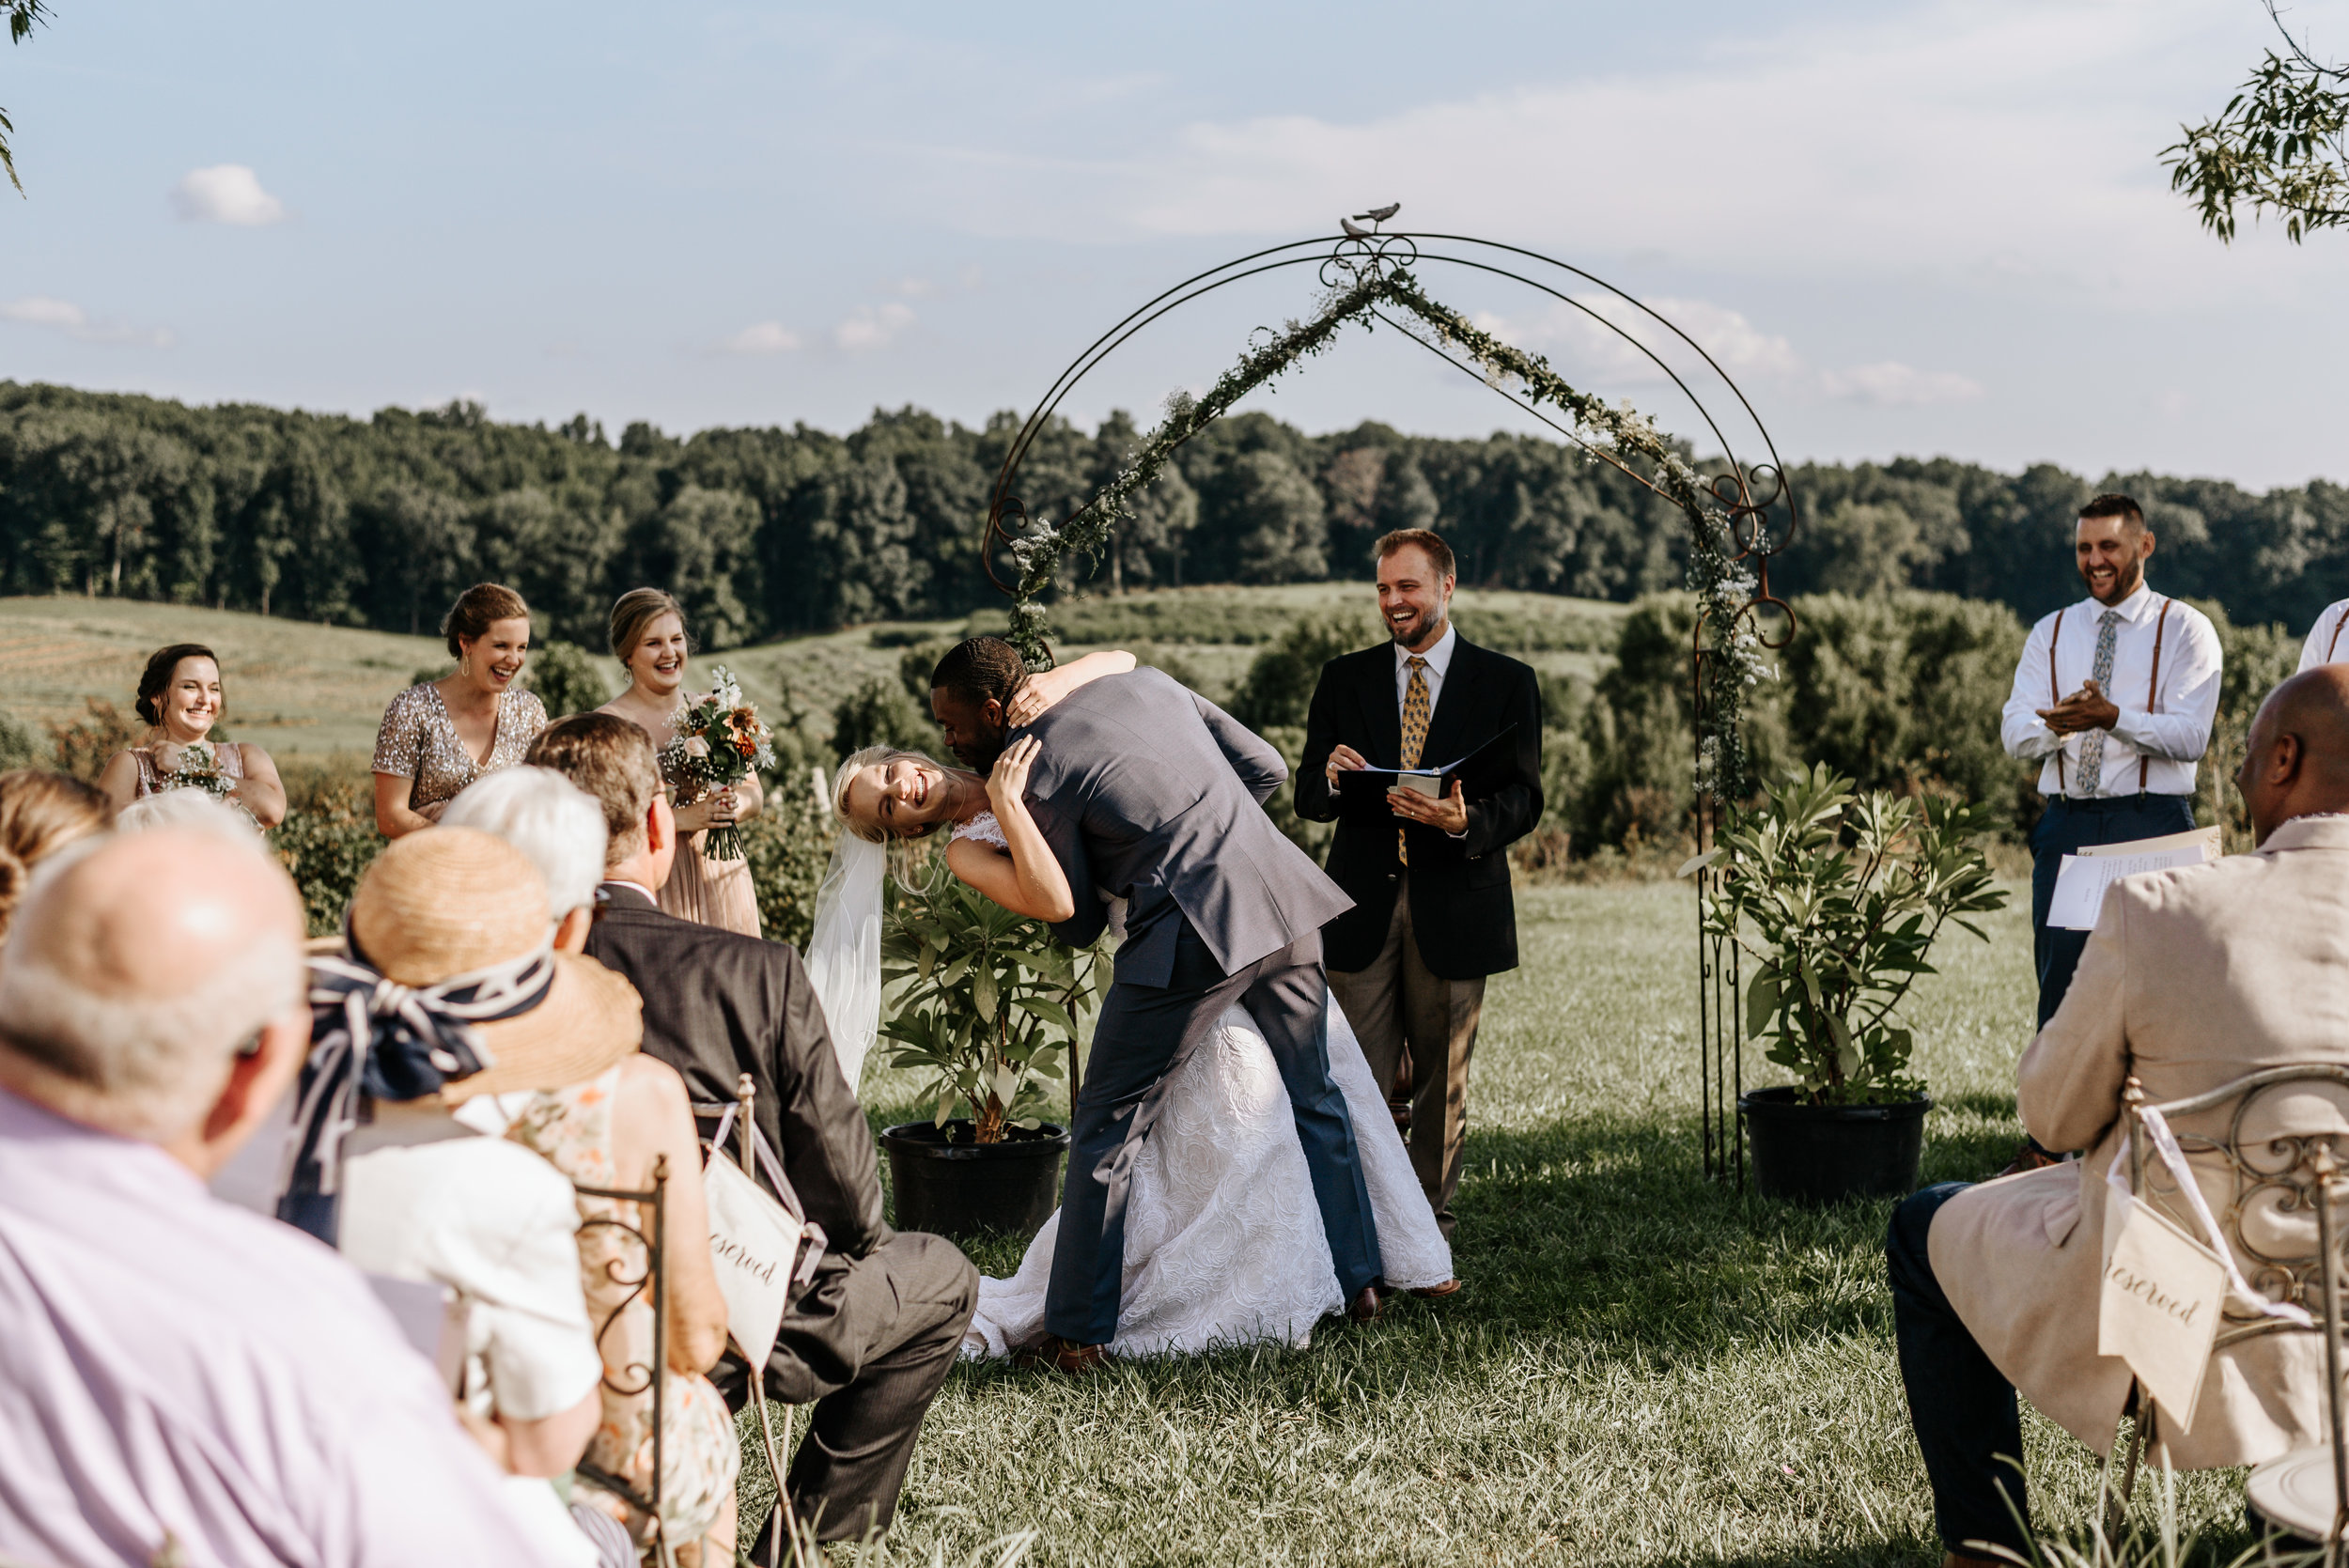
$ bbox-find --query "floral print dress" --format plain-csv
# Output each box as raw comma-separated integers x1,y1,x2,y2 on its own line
506,1068,739,1549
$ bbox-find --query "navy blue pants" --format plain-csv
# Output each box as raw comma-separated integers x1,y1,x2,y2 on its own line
1045,921,1383,1345
1889,1182,2032,1558
2030,795,2196,1027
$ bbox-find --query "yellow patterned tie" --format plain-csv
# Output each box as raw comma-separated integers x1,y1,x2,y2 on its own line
1399,656,1430,866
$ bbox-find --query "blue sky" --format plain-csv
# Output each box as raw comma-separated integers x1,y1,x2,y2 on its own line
5,0,2345,488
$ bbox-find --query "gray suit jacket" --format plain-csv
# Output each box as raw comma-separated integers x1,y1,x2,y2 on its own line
1015,667,1353,987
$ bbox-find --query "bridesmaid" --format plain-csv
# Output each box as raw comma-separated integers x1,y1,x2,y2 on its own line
98,644,288,829
371,583,549,840
596,588,765,937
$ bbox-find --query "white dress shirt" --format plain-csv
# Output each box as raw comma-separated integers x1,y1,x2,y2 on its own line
1393,622,1458,715
1999,582,2222,798
1392,623,1470,838
2299,598,2349,672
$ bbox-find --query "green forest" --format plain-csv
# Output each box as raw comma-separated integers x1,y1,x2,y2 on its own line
6,379,2347,646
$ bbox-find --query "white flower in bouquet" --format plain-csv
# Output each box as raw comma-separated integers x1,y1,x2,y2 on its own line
684,736,710,758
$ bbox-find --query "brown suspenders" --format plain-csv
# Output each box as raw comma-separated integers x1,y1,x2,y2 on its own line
2048,597,2171,798
2328,605,2347,664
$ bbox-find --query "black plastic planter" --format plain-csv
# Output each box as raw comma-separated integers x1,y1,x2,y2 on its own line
1740,1086,1931,1204
880,1120,1070,1242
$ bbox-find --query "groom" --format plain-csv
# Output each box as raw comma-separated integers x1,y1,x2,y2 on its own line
929,637,1386,1369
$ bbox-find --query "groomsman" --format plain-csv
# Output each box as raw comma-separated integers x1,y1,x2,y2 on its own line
1999,493,2221,1034
1297,529,1543,1246
2298,597,2349,671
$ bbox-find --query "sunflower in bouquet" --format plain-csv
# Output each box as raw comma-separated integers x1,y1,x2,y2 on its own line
661,665,774,862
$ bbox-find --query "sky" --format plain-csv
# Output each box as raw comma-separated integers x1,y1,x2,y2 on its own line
5,0,2347,489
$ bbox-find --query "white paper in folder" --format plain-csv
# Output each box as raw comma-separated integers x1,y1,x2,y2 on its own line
2048,827,2221,931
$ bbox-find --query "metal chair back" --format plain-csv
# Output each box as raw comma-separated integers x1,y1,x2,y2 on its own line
2115,1066,2349,1561
571,1153,676,1568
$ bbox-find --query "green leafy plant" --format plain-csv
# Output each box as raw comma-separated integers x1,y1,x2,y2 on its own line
879,849,1108,1142
1692,762,2008,1105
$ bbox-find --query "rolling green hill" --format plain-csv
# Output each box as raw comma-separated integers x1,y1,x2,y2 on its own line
0,584,1626,761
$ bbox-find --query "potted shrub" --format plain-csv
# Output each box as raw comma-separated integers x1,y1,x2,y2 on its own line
1693,763,2008,1203
875,851,1109,1240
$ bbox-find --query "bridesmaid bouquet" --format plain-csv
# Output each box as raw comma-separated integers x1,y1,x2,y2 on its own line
162,741,238,803
662,665,773,862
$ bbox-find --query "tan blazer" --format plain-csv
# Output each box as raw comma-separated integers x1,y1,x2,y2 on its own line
1930,815,2349,1467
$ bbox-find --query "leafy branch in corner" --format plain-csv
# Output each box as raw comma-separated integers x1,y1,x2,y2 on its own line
2165,0,2349,243
3,0,53,195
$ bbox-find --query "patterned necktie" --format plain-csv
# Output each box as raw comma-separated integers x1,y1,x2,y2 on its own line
1399,656,1430,865
2074,608,2123,797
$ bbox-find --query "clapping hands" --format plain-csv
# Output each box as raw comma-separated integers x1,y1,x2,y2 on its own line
2036,678,2120,736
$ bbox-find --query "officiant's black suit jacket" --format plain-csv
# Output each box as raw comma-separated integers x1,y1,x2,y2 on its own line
585,883,887,1259
1295,636,1543,980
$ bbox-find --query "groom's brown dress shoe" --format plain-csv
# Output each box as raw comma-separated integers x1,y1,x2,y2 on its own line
1346,1284,1384,1323
1012,1335,1106,1374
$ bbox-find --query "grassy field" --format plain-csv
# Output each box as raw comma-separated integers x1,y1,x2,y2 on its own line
733,881,2256,1567
0,584,1625,762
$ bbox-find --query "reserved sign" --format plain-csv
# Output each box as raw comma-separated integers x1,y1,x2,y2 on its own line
2099,1182,2226,1431
704,1147,801,1372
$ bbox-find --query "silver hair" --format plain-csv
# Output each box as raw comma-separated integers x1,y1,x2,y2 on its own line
439,766,610,918
116,789,264,841
0,848,303,1141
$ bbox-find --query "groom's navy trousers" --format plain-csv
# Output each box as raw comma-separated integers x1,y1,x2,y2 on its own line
1045,919,1384,1346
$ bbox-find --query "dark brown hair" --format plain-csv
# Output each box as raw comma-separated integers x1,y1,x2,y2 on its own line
929,636,1028,708
1375,528,1456,581
523,713,661,864
609,588,690,664
135,644,221,727
442,583,532,658
2078,493,2146,533
0,770,114,947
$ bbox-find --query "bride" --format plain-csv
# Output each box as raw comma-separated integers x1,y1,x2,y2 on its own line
818,653,1453,1360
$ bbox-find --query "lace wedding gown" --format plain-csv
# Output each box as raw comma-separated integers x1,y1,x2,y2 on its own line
950,814,1453,1360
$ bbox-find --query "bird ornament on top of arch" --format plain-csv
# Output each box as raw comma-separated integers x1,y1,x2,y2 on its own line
980,205,1797,802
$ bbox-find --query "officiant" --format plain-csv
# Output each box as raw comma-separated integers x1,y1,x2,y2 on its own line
1999,492,2221,1043
1297,528,1542,1246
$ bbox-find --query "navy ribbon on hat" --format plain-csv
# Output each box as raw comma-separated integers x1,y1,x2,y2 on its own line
275,938,554,1246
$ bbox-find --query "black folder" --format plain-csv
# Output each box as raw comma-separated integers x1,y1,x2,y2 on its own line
1333,724,1520,824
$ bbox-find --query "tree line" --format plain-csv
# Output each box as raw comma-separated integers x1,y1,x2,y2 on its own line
4,379,2345,645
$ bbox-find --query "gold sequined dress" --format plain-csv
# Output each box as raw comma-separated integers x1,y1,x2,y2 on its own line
370,684,549,819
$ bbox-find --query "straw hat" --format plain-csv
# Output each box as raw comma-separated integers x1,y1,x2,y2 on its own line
347,827,642,1102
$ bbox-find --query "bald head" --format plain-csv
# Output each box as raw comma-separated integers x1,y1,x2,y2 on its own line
2237,665,2349,846
0,824,305,1142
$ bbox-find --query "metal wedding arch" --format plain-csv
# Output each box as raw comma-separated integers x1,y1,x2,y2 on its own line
977,214,1799,1185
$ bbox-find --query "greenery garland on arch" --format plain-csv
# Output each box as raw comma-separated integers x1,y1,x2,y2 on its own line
997,263,1774,799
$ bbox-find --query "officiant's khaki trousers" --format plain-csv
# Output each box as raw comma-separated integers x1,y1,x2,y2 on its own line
1329,874,1483,1241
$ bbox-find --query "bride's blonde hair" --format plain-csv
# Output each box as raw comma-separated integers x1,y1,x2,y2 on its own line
831,745,947,843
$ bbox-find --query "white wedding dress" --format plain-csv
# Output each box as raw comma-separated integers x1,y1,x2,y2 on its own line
949,814,1453,1360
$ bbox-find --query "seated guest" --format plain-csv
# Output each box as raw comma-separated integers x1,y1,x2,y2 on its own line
441,768,745,1563
0,819,577,1564
526,713,977,1552
373,582,547,839
0,768,113,947
97,644,288,829
1891,663,2349,1567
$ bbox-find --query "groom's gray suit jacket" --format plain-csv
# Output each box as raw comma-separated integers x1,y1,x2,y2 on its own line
1015,667,1352,984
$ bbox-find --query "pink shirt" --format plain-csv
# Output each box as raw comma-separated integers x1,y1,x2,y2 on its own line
0,1086,570,1567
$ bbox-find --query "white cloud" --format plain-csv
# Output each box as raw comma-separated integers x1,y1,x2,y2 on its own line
722,320,803,354
170,164,287,226
1474,294,1803,385
834,302,914,350
941,1,2313,307
1820,361,1985,407
1,295,174,349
